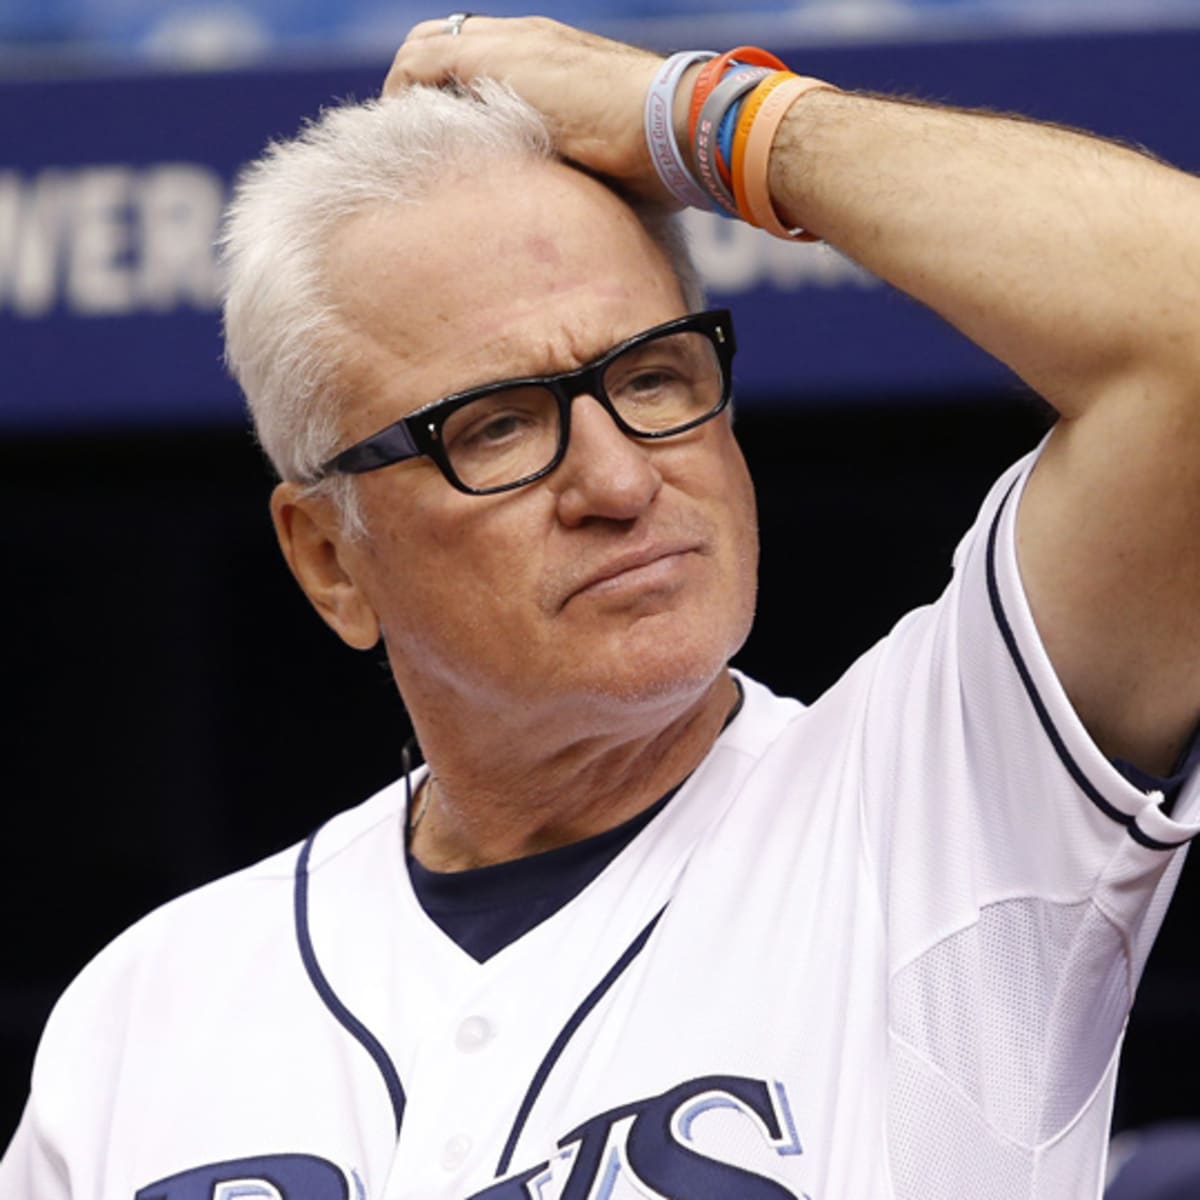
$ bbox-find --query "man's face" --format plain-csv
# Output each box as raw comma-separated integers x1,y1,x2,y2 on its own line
303,160,758,727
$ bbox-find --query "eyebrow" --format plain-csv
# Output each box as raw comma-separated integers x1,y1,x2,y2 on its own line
491,316,664,384
409,331,633,413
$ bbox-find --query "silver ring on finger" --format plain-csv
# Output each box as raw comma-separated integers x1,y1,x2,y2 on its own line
443,12,472,36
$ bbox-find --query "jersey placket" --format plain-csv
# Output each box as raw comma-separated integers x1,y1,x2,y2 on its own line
377,743,760,1198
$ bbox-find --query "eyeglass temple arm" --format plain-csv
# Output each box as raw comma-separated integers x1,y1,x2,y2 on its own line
320,419,422,478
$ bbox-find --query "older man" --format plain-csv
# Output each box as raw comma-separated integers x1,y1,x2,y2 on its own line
3,14,1199,1200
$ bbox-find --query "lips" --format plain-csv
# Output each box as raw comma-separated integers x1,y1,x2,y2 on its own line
562,541,703,608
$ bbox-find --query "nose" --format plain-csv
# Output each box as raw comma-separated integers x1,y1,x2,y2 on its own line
550,394,662,527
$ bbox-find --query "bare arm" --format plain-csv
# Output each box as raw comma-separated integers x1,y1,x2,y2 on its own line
769,92,1200,417
766,91,1200,774
387,17,1200,774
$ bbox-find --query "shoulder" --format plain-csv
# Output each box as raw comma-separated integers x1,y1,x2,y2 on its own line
719,446,1047,818
29,778,409,1097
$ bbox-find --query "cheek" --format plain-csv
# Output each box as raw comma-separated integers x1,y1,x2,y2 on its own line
712,436,761,628
710,429,760,545
357,480,548,627
731,481,761,629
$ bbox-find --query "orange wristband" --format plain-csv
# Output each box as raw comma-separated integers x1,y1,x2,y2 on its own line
730,70,794,223
688,45,788,145
688,51,738,145
742,74,837,240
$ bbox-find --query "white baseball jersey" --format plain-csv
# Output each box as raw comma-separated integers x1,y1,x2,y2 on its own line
3,446,1198,1200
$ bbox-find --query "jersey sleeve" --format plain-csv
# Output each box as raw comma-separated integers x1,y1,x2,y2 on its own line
0,1102,71,1200
853,442,1200,1199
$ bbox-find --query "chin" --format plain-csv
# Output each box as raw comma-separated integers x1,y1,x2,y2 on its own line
571,611,753,711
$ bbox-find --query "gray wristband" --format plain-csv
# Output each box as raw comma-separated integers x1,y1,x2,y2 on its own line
694,65,774,217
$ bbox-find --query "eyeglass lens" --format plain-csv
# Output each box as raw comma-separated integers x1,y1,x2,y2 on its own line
440,329,724,491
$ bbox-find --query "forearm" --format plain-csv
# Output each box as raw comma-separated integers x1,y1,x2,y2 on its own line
754,90,1199,768
757,89,1200,415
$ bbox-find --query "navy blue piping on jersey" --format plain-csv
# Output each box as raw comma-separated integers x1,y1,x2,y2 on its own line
294,829,407,1136
495,904,668,1178
985,483,1189,852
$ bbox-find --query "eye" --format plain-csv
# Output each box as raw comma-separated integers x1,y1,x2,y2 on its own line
625,369,679,395
482,411,529,443
452,407,538,450
607,332,705,404
441,387,556,459
609,363,691,408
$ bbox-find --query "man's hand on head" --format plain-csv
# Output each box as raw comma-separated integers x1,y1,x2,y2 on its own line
385,15,667,201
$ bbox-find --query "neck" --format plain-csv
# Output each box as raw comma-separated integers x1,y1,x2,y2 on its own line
408,670,739,871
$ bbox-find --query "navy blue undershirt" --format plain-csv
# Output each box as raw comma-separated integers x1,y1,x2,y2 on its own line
407,786,677,963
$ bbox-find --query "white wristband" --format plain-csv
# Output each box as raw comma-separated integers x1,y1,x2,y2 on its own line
644,50,717,210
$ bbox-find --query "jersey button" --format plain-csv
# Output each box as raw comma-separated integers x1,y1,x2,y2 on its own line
441,1133,472,1170
455,1015,494,1052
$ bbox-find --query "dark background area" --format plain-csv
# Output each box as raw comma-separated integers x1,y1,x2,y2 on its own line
2,394,1196,1144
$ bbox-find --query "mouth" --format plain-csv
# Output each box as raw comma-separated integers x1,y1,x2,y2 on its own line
563,542,703,608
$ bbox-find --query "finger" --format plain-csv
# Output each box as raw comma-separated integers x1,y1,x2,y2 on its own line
385,17,507,95
385,37,467,95
401,18,447,43
402,14,500,44
382,16,667,197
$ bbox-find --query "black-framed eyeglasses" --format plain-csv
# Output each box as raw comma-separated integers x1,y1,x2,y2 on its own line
315,309,737,496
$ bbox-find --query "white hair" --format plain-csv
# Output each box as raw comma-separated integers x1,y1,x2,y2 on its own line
219,81,704,533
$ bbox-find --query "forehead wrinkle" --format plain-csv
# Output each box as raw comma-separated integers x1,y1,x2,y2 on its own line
478,299,671,384
333,244,642,382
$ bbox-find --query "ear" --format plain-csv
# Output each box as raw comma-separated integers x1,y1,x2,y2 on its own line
270,482,381,650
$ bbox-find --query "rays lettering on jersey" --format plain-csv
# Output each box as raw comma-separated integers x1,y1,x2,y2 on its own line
469,1075,809,1200
130,1077,806,1200
134,1154,365,1200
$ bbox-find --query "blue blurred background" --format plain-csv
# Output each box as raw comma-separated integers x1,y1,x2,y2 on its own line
3,4,1199,1190
2,0,1200,67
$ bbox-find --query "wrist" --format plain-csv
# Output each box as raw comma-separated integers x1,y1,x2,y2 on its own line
649,45,837,240
764,85,840,235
